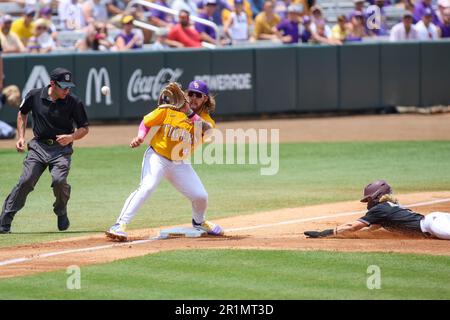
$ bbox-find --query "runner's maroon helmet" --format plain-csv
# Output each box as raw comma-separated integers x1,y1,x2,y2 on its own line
360,180,392,203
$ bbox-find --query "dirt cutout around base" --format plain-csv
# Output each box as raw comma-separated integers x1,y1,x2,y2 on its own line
1,191,449,279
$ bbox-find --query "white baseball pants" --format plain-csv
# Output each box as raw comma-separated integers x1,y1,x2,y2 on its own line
420,212,450,240
116,147,208,225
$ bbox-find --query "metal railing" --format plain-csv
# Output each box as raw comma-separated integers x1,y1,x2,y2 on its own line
126,0,221,47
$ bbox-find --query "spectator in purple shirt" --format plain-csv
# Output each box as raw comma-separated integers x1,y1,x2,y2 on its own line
439,7,450,37
413,0,438,24
195,0,219,43
197,0,232,25
115,15,143,51
276,4,302,44
149,0,174,27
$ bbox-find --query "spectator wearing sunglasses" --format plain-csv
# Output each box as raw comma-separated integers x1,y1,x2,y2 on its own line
10,7,36,46
27,18,56,53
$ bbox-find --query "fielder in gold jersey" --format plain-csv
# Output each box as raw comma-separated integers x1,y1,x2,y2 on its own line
106,81,223,241
141,102,215,161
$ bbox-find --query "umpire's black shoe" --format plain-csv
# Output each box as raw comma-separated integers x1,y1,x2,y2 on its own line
57,215,70,231
0,224,11,234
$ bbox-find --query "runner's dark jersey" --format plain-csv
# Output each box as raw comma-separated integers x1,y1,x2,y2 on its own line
358,202,424,233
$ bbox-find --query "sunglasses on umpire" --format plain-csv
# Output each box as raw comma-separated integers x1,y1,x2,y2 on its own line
188,91,203,98
55,83,70,91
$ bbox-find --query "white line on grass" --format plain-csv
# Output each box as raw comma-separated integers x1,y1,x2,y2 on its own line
0,237,161,267
0,198,449,268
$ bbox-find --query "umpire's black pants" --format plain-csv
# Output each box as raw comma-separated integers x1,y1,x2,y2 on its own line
0,139,73,226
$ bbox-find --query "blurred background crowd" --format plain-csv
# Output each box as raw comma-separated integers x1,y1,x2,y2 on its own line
0,0,449,53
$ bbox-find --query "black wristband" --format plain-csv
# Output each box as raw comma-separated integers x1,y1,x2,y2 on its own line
320,229,335,237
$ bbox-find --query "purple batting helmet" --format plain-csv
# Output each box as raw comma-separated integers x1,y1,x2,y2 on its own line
360,180,392,203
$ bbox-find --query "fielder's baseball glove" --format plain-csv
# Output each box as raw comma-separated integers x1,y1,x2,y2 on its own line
304,229,335,238
1,85,22,108
157,82,188,110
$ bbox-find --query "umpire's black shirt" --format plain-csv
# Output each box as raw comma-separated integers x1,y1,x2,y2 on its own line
19,86,89,140
358,202,424,233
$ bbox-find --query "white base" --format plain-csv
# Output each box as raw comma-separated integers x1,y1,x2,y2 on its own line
159,227,206,239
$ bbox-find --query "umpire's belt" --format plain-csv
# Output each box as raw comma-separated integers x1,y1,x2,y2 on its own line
38,138,57,146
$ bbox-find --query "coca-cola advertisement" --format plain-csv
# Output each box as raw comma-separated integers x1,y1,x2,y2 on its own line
127,68,183,103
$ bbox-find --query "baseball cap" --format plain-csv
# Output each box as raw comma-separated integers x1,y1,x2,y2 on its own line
353,0,365,3
40,7,52,16
205,0,217,5
188,80,209,95
50,68,76,89
438,0,449,7
423,7,433,16
234,0,244,5
122,15,134,24
0,15,13,24
24,6,36,16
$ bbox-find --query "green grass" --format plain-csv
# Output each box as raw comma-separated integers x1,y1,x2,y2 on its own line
1,141,450,247
0,249,449,299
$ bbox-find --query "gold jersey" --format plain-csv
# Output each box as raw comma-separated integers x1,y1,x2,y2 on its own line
143,108,215,161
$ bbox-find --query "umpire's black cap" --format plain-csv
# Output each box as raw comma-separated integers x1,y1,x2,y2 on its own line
50,68,76,89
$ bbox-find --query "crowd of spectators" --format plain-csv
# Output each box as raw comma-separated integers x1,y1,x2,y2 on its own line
0,0,449,53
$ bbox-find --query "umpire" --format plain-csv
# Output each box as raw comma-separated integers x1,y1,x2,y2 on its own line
0,68,89,234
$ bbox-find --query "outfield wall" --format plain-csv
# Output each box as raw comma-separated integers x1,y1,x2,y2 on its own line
1,41,450,123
